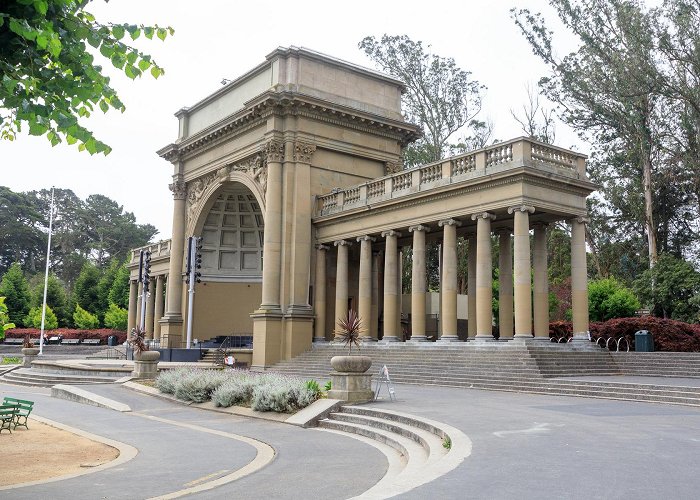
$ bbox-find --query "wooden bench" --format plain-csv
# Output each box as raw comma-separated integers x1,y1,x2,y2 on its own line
2,397,34,430
62,338,81,345
0,405,16,434
3,338,24,344
82,339,101,345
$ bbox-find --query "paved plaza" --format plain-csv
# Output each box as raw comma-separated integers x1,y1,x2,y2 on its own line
2,376,700,499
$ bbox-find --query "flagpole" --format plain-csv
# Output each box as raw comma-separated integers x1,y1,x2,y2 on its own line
39,187,55,356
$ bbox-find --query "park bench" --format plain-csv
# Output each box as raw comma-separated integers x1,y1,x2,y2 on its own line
3,338,24,344
61,338,80,345
0,405,16,434
82,339,101,345
2,397,34,430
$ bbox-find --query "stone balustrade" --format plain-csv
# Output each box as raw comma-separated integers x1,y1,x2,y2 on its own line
130,239,172,264
316,137,587,216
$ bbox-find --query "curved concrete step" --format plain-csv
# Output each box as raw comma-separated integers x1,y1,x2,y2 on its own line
0,367,119,387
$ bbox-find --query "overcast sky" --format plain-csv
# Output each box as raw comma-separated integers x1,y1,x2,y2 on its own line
1,0,583,239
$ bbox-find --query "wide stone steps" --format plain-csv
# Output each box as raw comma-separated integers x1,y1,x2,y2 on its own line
317,406,470,498
0,367,119,387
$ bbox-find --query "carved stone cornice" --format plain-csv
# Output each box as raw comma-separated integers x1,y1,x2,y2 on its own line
262,140,285,163
169,175,187,200
293,141,316,163
507,205,536,214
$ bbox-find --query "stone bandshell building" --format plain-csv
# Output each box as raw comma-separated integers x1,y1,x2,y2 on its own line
128,46,595,370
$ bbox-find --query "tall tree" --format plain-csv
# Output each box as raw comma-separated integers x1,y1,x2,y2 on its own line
0,262,31,325
0,186,44,273
0,0,173,154
72,260,101,318
359,34,486,167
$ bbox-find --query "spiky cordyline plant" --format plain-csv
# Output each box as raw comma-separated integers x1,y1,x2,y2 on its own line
334,310,366,354
128,327,149,354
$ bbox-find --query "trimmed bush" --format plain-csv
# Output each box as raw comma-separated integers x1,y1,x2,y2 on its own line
588,278,640,321
24,305,59,330
103,303,128,331
172,369,229,403
212,373,256,407
73,304,99,329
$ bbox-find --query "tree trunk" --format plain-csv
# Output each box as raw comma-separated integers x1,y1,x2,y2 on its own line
642,153,658,267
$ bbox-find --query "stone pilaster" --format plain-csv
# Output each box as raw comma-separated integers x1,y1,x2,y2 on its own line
571,216,590,341
409,225,430,342
357,236,375,341
259,139,284,311
314,245,329,342
471,212,496,340
334,240,351,337
381,230,401,342
509,205,535,339
439,219,461,342
160,174,187,347
127,280,138,332
467,233,477,340
154,275,164,341
533,223,550,340
497,229,514,340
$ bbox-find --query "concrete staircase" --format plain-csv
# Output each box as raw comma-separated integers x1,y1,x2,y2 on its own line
0,361,129,387
269,343,700,407
318,406,470,498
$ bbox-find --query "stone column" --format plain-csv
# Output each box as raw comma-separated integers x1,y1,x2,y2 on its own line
127,280,138,332
439,219,461,341
260,140,285,310
571,217,590,341
357,236,375,341
497,229,514,340
509,205,535,339
334,240,351,336
154,275,164,341
145,279,155,340
471,212,496,340
533,223,550,339
371,251,381,340
409,225,429,342
381,230,401,342
313,245,329,342
160,174,187,347
467,233,477,340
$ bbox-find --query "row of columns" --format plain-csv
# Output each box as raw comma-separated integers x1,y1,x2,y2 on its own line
315,208,590,342
127,275,166,340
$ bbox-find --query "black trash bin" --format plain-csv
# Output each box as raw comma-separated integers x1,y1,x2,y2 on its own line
107,335,117,347
635,330,654,352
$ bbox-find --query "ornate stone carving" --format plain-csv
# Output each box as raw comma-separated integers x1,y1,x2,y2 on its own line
334,239,352,247
186,172,219,226
438,219,462,227
409,224,431,233
293,141,316,163
262,140,284,163
385,161,401,175
471,212,497,221
573,216,590,225
381,230,402,238
168,175,186,200
356,235,376,243
230,154,267,195
507,205,536,214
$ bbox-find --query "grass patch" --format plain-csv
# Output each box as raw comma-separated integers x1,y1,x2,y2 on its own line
1,356,21,365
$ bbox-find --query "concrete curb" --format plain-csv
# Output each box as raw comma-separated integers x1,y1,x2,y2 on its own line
51,384,132,412
0,414,138,491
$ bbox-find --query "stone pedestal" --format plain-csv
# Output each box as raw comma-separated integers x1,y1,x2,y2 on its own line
328,372,374,402
21,347,39,367
132,351,160,379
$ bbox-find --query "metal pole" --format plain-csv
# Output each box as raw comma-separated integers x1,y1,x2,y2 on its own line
39,188,55,356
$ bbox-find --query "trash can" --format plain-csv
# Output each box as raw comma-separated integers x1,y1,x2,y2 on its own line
107,335,117,347
635,330,654,352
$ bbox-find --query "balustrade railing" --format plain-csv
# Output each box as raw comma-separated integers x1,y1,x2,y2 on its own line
130,239,172,264
315,137,587,216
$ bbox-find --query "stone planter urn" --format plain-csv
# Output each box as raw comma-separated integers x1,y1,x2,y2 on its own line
21,347,40,367
132,350,160,379
328,354,374,402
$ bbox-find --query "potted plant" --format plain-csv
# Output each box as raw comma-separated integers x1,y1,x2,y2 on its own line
330,310,372,374
128,327,160,362
21,334,39,356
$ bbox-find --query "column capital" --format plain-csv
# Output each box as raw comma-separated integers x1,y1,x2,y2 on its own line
357,235,376,243
571,215,590,224
261,139,284,163
507,205,535,214
381,230,402,238
470,212,496,221
293,141,316,163
168,175,187,200
438,218,462,227
334,239,352,247
409,224,431,233
316,244,330,251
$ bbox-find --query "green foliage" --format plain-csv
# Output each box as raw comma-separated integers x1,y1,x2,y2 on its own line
108,260,131,309
588,278,640,322
334,310,365,353
30,273,68,326
24,305,58,330
73,261,101,317
0,262,31,326
73,303,99,329
103,302,127,331
0,296,16,340
324,380,332,392
305,380,321,398
634,254,700,322
0,0,173,153
1,356,21,365
359,34,486,167
0,186,44,273
96,258,119,317
443,435,452,450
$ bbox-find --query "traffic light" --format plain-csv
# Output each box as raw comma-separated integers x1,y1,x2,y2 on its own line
195,237,203,283
143,250,151,293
